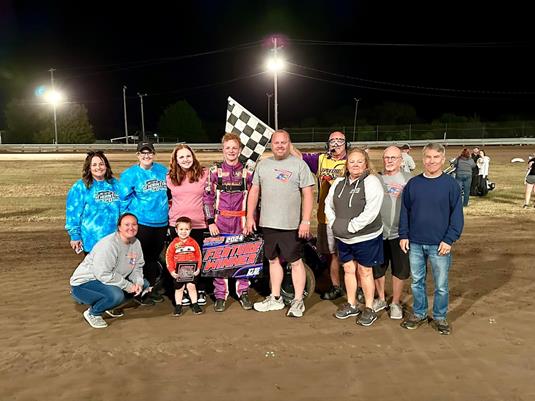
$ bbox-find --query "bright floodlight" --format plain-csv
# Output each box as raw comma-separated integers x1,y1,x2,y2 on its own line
44,89,65,105
266,57,285,72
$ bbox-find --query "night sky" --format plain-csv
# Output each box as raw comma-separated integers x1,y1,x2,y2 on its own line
1,1,534,139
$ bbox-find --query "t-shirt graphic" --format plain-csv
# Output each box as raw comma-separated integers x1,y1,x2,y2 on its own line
274,169,293,183
385,182,404,199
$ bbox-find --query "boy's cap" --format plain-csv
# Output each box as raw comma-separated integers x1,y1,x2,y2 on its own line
137,142,155,152
401,144,411,150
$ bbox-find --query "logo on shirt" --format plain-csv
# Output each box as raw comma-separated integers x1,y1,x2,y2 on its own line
385,183,406,199
175,245,195,254
274,169,293,183
94,190,119,203
143,179,166,192
127,251,139,267
319,167,344,183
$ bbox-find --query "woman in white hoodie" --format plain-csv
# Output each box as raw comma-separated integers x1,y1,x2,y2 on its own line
325,147,384,327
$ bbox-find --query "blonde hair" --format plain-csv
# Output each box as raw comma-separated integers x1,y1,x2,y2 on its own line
346,147,375,176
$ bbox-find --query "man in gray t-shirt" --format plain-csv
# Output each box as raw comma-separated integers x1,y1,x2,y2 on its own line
372,146,412,320
245,130,315,318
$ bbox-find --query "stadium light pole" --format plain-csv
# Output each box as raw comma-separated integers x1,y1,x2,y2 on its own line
123,85,129,144
48,68,59,144
266,92,273,127
266,37,284,130
352,98,361,142
137,92,147,142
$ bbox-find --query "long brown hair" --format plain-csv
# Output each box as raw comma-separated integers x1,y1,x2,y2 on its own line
82,151,114,188
168,144,204,186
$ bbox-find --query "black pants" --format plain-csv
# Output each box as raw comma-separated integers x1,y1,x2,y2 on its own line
136,224,168,286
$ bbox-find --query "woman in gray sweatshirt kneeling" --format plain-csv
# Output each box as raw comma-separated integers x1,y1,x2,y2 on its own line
70,213,148,329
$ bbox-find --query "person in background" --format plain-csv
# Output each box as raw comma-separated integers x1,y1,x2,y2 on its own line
470,146,481,196
290,131,350,301
523,154,535,208
70,213,147,329
401,144,416,173
118,141,168,304
453,148,476,207
246,130,315,318
325,147,384,327
165,217,203,316
399,143,464,335
204,133,254,312
167,144,209,306
65,151,121,254
373,146,412,320
476,149,491,195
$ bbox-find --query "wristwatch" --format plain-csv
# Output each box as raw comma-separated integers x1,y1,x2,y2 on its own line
301,220,311,225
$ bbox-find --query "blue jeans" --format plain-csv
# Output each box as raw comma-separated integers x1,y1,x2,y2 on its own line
408,243,451,320
71,279,149,316
455,174,472,206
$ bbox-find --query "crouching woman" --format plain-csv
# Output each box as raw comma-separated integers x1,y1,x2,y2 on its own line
70,213,147,329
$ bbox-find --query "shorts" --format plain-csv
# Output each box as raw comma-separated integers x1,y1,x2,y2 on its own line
173,275,199,290
372,238,410,280
336,235,384,267
261,227,304,264
316,222,336,254
526,175,535,185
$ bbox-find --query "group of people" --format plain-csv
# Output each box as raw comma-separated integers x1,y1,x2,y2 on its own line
451,146,491,207
67,130,464,335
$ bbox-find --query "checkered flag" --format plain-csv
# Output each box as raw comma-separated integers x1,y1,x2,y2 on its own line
225,96,274,169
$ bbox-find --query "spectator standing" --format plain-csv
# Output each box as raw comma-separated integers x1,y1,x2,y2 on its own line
399,143,464,335
246,130,315,318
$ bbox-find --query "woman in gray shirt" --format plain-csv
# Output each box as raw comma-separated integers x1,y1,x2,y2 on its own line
454,148,476,207
70,213,147,329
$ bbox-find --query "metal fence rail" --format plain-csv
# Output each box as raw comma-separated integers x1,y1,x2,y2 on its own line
2,138,535,153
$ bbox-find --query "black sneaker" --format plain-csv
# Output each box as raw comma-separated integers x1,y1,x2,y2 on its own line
400,314,428,330
191,303,204,315
357,287,365,304
430,319,451,335
356,307,378,327
214,299,226,312
135,295,155,306
334,303,361,319
321,286,343,300
197,290,207,306
105,308,124,318
151,293,165,303
173,304,183,317
239,292,253,310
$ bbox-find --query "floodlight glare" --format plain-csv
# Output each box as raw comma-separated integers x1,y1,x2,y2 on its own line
266,57,285,72
44,90,65,106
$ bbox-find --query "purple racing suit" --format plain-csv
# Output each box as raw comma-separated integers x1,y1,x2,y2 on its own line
203,161,254,300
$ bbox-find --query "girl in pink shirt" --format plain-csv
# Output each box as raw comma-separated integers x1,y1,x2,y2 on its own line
167,144,209,304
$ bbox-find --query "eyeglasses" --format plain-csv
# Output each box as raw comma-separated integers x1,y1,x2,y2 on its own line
383,156,400,161
328,138,346,145
138,151,154,157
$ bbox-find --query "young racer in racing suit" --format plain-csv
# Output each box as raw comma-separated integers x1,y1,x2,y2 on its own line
203,133,254,312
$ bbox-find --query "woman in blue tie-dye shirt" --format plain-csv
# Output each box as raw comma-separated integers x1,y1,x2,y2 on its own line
65,151,121,254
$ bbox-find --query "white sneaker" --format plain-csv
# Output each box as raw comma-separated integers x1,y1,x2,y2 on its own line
287,298,305,318
197,291,207,306
389,303,403,320
83,309,108,329
253,295,285,312
372,298,388,312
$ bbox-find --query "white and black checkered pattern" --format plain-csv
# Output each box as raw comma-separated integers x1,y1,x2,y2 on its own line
225,96,274,169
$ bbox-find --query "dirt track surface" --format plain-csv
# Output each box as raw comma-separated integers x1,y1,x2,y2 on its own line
1,146,535,401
